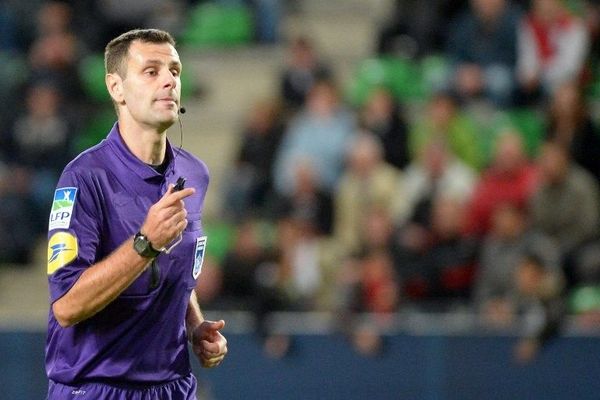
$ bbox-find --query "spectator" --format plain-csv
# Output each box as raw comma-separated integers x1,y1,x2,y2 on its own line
393,194,477,304
545,81,600,183
280,37,332,112
223,99,285,221
218,219,270,311
400,138,477,227
530,141,600,282
334,134,402,255
517,0,590,102
445,0,522,107
6,81,75,219
475,203,559,325
464,131,538,237
360,87,410,170
337,249,401,356
409,91,485,171
375,0,468,58
513,253,565,364
0,165,39,264
95,0,184,41
27,1,85,103
273,80,356,196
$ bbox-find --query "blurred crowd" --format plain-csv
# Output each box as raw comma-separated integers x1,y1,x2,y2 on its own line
2,0,600,361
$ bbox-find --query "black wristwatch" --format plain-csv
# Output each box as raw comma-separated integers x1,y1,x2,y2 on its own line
133,231,161,258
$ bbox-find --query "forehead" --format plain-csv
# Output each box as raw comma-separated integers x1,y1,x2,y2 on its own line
127,40,181,67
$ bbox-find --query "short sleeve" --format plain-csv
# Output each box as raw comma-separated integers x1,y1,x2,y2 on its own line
47,170,102,303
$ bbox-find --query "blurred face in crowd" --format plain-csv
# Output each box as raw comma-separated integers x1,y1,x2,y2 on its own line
422,140,449,178
38,1,72,35
107,40,182,131
307,82,338,117
234,220,262,260
27,84,60,119
471,0,506,22
363,209,394,250
348,135,383,178
538,142,569,184
248,100,279,136
551,82,582,121
290,38,317,69
431,196,464,239
532,0,564,22
293,159,319,195
429,94,456,130
492,132,526,173
490,203,526,240
364,88,395,124
516,258,544,297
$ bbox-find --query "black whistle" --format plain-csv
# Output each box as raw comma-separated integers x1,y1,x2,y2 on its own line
174,176,186,191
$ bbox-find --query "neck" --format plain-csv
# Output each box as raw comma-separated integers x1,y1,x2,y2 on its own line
118,115,168,165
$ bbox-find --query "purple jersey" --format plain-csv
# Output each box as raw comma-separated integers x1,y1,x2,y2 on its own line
46,123,209,385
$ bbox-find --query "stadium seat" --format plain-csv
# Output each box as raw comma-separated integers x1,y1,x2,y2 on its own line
72,108,115,154
180,2,254,49
347,57,426,106
488,107,546,158
569,285,600,314
202,221,235,263
79,54,110,103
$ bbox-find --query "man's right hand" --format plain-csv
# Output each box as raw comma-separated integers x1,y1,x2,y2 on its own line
141,184,196,250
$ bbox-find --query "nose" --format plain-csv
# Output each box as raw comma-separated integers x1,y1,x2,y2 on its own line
162,70,178,90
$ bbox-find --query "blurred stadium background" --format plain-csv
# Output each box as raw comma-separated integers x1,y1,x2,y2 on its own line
2,0,600,398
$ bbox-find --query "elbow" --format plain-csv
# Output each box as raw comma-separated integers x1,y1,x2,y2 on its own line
52,300,80,328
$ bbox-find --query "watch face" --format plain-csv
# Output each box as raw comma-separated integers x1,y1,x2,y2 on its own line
134,233,159,257
134,234,149,254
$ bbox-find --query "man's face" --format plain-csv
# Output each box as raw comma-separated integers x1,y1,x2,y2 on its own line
118,40,182,131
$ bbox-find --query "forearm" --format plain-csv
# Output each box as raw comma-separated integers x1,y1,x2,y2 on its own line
186,290,205,342
52,237,152,327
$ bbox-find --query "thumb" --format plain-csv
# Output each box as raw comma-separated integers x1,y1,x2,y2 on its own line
205,319,225,331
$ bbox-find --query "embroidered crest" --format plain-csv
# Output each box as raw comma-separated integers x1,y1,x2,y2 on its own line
49,187,78,231
193,236,207,279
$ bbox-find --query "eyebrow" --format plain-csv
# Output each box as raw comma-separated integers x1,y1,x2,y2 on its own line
143,59,182,69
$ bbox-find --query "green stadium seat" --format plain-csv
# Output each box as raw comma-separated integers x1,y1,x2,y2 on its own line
180,3,254,49
202,221,235,263
79,54,110,103
569,285,600,314
488,108,546,158
347,57,426,106
72,108,115,154
420,54,450,97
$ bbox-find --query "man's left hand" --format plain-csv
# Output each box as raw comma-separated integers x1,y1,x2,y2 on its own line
191,320,228,368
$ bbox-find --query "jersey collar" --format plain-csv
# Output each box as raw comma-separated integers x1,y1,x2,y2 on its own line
106,122,176,181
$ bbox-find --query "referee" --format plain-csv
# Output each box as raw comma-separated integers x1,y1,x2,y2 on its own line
45,29,227,399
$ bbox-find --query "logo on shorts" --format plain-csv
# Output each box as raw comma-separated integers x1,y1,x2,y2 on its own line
49,187,78,231
47,231,78,275
193,236,207,279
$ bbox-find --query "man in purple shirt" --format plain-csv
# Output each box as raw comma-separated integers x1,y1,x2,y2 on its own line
45,29,227,399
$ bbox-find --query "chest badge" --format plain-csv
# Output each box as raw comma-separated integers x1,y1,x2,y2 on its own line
193,236,207,279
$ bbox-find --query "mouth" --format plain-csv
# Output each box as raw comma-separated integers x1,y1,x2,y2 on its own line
156,97,178,106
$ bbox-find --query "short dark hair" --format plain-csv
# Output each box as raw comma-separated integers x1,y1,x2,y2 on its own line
104,29,176,77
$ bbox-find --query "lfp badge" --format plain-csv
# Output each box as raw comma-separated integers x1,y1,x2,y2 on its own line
49,187,78,231
193,236,207,279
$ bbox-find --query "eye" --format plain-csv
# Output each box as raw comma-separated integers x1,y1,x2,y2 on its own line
145,69,158,76
171,69,181,77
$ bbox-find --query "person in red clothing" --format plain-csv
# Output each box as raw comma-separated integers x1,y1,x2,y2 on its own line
464,131,538,237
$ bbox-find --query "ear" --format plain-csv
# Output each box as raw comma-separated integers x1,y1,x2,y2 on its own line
106,73,125,105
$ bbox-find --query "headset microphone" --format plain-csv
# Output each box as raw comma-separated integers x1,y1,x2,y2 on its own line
179,107,186,114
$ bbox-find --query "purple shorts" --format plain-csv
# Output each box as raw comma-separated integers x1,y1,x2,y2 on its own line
47,373,197,400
